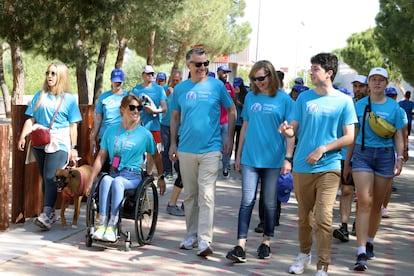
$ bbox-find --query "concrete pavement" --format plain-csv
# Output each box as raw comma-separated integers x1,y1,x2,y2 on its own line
1,138,414,275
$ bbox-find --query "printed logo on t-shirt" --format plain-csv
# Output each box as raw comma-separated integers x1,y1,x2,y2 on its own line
186,91,197,102
306,102,318,114
251,103,262,112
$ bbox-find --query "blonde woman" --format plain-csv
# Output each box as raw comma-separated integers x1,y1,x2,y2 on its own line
17,61,82,231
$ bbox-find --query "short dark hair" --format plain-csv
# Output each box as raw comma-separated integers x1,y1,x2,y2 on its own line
310,53,338,81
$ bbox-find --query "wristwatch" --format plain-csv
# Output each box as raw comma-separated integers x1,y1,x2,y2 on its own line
285,157,293,163
71,145,78,150
159,174,165,180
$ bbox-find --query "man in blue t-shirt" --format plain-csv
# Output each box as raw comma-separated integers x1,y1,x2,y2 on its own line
169,47,236,257
280,53,357,275
399,91,414,137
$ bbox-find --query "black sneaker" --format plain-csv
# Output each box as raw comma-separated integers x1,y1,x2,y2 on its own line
254,222,264,233
226,245,246,263
223,168,229,177
350,221,356,236
366,242,376,259
257,243,271,259
354,253,368,271
333,226,349,242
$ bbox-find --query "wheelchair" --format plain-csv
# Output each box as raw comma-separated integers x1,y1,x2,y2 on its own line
85,172,159,251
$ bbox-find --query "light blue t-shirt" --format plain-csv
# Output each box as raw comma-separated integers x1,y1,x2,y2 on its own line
95,90,128,138
130,83,167,131
160,87,173,126
101,124,156,171
241,90,295,168
355,96,406,148
25,91,82,152
292,89,357,173
171,77,233,153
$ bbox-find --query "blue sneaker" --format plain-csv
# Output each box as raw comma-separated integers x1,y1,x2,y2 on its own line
366,242,376,259
354,253,368,271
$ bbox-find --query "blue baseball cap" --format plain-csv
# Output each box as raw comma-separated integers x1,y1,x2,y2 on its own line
233,77,244,87
217,65,231,72
156,72,167,81
337,87,354,97
208,72,216,78
385,87,398,96
292,84,309,94
277,173,293,203
294,77,304,85
111,68,125,82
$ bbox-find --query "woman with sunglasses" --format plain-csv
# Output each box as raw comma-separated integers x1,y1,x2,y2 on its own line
17,61,82,231
226,60,295,262
86,94,166,242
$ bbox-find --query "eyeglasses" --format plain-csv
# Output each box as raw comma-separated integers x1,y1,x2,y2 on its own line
251,74,269,82
190,60,210,67
45,71,57,77
129,105,143,111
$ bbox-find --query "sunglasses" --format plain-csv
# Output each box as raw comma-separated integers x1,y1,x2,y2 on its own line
251,74,269,82
45,71,57,77
190,60,210,67
129,104,143,111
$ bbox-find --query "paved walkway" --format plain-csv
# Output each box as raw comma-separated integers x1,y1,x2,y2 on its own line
1,139,414,275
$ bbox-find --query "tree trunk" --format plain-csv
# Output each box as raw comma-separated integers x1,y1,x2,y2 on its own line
146,30,156,65
93,34,110,105
115,37,127,69
0,43,11,117
76,61,90,105
10,41,24,105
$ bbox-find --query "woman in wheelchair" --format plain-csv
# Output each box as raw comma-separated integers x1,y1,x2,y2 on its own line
86,94,166,242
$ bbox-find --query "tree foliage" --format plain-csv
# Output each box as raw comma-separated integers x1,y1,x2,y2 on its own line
375,0,414,86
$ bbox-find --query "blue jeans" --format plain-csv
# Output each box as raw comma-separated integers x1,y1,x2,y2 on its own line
160,124,172,175
238,165,280,239
220,123,230,170
99,169,142,219
32,148,68,210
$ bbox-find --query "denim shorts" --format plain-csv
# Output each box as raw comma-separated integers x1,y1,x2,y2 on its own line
352,144,395,178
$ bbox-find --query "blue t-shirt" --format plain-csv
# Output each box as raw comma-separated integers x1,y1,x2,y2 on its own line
95,90,128,138
399,99,414,123
355,96,406,148
101,124,156,171
241,90,295,168
25,91,82,129
171,77,233,153
130,83,167,131
25,91,82,152
292,89,357,173
160,87,173,126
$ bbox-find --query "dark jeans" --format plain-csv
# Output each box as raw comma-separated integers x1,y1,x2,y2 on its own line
259,190,281,226
32,147,68,208
161,124,172,175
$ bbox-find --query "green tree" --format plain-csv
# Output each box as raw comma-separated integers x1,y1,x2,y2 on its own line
375,0,414,86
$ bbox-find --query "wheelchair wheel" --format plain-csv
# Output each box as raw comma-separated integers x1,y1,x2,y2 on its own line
85,173,105,247
135,177,158,246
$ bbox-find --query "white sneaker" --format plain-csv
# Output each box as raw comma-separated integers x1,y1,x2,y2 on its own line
289,252,311,274
102,226,117,242
34,213,52,230
315,268,328,276
92,225,106,240
197,240,213,256
179,235,197,250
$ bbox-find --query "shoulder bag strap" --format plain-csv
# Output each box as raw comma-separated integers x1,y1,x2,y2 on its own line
361,97,371,151
48,93,65,130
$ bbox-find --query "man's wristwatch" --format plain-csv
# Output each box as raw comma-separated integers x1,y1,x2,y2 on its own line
285,157,293,163
159,174,165,180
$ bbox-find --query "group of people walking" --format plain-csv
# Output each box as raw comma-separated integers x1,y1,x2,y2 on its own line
17,48,410,276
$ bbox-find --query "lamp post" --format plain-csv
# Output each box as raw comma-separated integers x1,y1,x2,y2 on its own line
255,0,261,62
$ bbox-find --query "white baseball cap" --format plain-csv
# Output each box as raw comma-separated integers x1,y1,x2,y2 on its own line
351,75,367,84
368,67,388,79
142,65,155,74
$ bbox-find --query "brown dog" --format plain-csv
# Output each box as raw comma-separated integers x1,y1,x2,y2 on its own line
55,165,93,227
